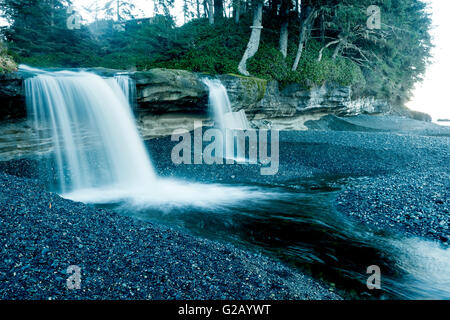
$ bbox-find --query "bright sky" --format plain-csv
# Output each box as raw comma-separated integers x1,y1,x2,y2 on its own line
407,0,450,121
72,0,186,25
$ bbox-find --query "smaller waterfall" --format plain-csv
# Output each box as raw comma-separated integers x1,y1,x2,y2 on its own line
202,79,250,162
202,79,249,130
113,74,137,107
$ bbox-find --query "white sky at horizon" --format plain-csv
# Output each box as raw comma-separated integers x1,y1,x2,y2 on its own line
72,0,188,25
407,0,449,121
1,1,448,120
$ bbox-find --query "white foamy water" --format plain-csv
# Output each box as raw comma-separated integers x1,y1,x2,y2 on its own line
22,65,266,206
202,78,251,162
389,238,450,299
113,74,137,106
63,180,272,208
202,78,250,130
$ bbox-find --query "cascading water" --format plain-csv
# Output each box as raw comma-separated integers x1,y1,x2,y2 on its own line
202,79,249,130
22,65,265,206
202,78,250,162
113,74,137,107
25,68,156,194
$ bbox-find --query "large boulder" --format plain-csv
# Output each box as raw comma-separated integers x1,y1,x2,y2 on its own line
135,68,209,114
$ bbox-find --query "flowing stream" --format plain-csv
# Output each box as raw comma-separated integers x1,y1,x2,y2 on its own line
21,66,450,300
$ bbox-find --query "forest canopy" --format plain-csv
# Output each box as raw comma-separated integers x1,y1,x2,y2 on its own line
0,0,432,104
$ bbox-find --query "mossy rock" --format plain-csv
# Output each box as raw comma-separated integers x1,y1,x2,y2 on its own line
227,73,267,101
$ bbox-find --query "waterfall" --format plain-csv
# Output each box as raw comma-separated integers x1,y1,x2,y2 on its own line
22,66,264,206
113,74,137,107
202,78,250,162
24,67,156,194
202,79,249,130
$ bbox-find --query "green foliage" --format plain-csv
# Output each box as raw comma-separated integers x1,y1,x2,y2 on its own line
247,37,364,89
153,18,249,74
1,0,102,68
316,0,432,103
0,0,432,104
0,42,17,73
247,45,289,82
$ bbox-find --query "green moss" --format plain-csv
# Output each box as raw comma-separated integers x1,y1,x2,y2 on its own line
247,78,267,101
229,73,267,101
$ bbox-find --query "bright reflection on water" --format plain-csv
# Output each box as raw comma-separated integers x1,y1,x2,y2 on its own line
63,180,279,208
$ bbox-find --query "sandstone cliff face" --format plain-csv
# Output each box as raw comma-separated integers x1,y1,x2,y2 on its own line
217,74,392,119
0,67,428,125
0,67,433,160
135,68,208,114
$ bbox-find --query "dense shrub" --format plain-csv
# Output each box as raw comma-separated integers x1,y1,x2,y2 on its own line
0,42,17,73
2,4,428,102
247,45,289,82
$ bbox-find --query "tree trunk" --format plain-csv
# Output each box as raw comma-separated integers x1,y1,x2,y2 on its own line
117,0,120,21
317,39,340,62
292,7,317,71
203,0,208,18
279,22,289,58
214,0,224,20
320,12,325,44
207,0,214,24
270,0,279,17
332,39,345,60
238,1,263,76
279,0,289,58
317,34,345,62
234,0,241,24
50,0,55,27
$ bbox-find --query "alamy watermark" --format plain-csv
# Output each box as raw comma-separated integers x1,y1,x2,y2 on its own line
366,265,381,290
66,265,81,290
66,6,81,30
170,121,279,176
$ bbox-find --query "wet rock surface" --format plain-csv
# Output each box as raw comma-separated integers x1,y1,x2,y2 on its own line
135,68,209,114
0,68,430,126
305,114,449,135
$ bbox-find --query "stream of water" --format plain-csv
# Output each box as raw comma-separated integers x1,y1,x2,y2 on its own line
21,66,450,300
